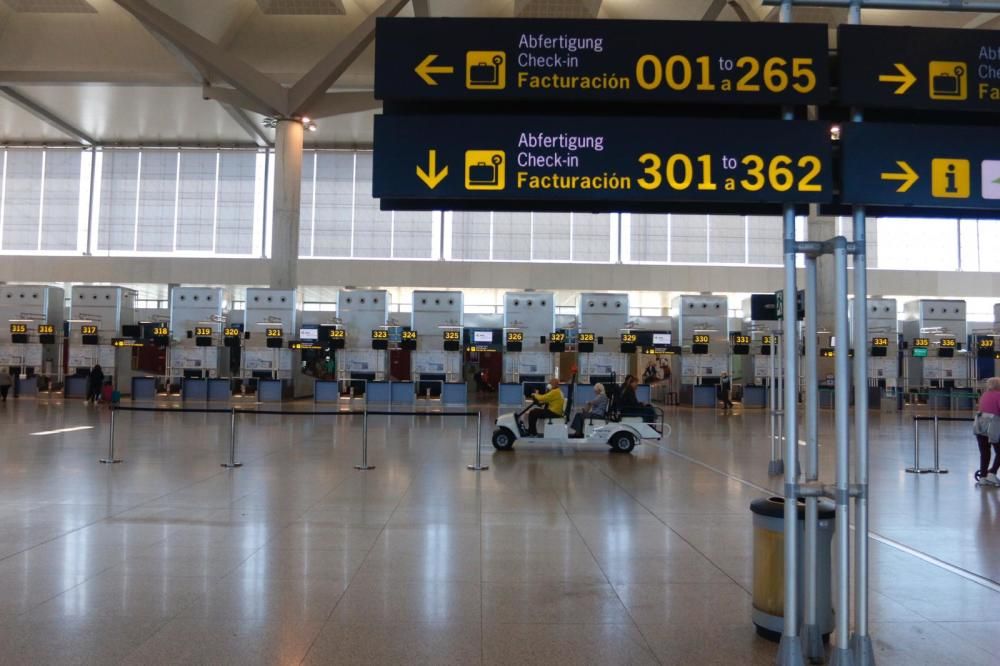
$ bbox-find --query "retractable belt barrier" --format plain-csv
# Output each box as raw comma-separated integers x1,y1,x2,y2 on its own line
907,415,974,474
102,405,487,472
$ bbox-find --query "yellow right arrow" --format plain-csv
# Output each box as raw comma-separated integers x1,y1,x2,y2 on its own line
880,160,919,193
878,63,917,95
416,149,448,189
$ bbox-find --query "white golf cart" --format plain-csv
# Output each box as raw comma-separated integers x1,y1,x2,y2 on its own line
491,382,667,454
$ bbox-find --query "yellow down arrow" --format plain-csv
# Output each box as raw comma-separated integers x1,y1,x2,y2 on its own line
880,160,919,193
878,63,917,95
415,55,454,86
416,150,448,189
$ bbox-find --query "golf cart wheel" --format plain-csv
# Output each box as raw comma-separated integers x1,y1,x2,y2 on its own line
492,427,515,451
609,432,636,453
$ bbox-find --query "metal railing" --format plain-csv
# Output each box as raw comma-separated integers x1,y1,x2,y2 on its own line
103,405,487,471
907,415,973,474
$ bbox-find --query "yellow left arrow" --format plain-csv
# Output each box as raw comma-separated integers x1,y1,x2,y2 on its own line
880,160,919,193
415,54,454,86
416,150,448,189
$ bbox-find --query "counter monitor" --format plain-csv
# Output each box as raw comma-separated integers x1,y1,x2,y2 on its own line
549,331,566,353
265,328,283,338
692,334,711,345
329,328,346,340
194,327,213,337
620,332,638,354
578,331,595,353
9,324,27,334
913,337,930,348
224,327,241,338
939,338,956,348
979,337,995,350
401,329,418,350
372,328,389,350
731,334,751,345
871,337,889,347
152,326,169,338
38,324,55,335
80,325,98,336
505,330,523,352
326,327,346,350
444,329,461,351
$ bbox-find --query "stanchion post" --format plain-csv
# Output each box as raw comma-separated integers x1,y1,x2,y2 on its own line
906,418,931,474
222,407,242,468
931,415,948,474
355,409,375,470
467,410,489,471
100,406,122,464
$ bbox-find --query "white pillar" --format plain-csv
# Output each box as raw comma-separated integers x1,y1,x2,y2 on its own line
270,118,304,290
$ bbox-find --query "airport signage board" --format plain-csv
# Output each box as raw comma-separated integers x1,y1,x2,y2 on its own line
840,123,1000,212
372,115,833,211
839,25,1000,113
375,18,830,106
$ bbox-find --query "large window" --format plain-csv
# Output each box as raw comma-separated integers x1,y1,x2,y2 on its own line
0,148,84,252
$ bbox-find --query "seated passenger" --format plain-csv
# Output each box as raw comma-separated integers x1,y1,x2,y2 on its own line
526,377,565,436
619,375,656,423
569,383,608,438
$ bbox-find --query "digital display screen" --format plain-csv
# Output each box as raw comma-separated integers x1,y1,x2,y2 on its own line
474,331,493,343
329,328,346,339
112,338,142,347
195,327,213,337
266,328,283,338
731,334,751,345
693,334,711,345
653,333,671,346
224,327,241,338
578,332,595,343
506,331,524,343
372,329,389,340
299,328,318,341
443,330,461,341
621,333,638,344
9,324,27,334
80,325,98,335
402,330,417,340
152,326,169,337
913,338,930,348
762,335,775,345
940,338,956,348
913,348,928,357
121,324,140,338
979,337,995,349
871,337,889,347
290,341,323,350
549,332,566,343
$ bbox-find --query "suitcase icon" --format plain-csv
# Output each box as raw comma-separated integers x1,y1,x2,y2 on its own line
928,62,967,100
931,67,963,96
465,151,505,190
466,52,506,90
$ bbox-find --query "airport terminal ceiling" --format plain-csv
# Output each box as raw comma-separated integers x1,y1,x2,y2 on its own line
1,0,999,147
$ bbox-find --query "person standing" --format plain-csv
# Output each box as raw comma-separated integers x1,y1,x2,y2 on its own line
87,364,104,404
0,368,12,402
974,377,1000,486
718,372,734,410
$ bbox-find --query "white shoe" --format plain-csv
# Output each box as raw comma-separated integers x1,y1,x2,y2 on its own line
984,473,1000,487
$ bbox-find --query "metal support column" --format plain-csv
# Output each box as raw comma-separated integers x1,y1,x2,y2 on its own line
831,238,854,666
769,333,784,476
803,254,823,662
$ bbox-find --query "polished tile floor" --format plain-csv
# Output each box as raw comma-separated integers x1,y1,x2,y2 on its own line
0,397,997,665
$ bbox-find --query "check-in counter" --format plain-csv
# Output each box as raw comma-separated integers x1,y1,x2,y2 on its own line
182,377,208,402
15,375,38,397
742,385,767,408
65,375,88,399
365,381,391,403
207,378,230,402
442,382,467,405
258,378,284,402
314,379,340,403
390,381,415,405
499,383,523,406
131,376,157,401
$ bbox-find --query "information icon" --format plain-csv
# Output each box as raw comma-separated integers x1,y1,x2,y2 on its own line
929,61,967,100
465,150,505,190
466,51,506,90
931,158,970,199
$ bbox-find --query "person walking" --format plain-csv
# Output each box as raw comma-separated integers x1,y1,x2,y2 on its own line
0,368,12,402
974,377,1000,486
87,364,104,404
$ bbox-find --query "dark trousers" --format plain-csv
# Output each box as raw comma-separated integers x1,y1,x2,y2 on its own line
527,408,559,435
0,385,9,401
621,406,656,423
977,434,1000,475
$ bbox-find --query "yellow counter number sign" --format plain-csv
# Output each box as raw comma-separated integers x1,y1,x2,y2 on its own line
637,153,823,194
635,55,816,95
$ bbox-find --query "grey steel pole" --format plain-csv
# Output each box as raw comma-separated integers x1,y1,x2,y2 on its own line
222,408,242,468
907,419,924,473
355,409,375,470
769,334,784,476
931,415,948,474
831,238,853,666
803,254,822,662
467,411,489,471
777,3,805,663
100,407,122,464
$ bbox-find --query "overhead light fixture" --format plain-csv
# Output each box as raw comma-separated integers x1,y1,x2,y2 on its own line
307,123,317,132
301,116,311,124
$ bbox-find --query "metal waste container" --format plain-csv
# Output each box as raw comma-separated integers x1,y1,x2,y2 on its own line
750,496,835,641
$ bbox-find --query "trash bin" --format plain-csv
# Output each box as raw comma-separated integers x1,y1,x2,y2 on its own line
750,496,835,642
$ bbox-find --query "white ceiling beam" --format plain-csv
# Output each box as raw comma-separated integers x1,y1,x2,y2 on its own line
219,104,270,147
202,84,276,116
702,0,728,20
305,91,381,119
113,0,288,115
287,0,409,116
0,70,196,85
218,0,259,51
0,86,96,146
411,0,430,16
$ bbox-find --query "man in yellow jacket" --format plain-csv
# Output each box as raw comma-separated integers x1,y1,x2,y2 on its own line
526,377,565,436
